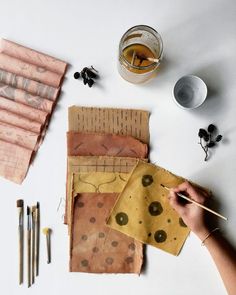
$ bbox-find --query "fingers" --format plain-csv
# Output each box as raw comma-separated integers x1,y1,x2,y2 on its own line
168,190,186,216
173,181,205,203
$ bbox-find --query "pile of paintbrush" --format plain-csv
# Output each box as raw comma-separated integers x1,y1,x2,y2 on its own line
16,200,40,288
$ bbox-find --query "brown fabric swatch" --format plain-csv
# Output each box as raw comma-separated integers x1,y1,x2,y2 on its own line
70,192,143,274
67,132,148,158
65,132,148,224
65,156,144,227
68,106,150,144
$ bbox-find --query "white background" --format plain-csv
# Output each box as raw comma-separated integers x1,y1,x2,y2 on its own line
0,0,235,294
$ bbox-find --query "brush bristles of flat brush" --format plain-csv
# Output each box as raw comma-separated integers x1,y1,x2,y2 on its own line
36,202,40,209
27,206,30,215
17,199,24,208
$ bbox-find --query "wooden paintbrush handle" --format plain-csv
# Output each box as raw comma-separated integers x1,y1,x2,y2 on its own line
27,229,31,288
18,227,23,284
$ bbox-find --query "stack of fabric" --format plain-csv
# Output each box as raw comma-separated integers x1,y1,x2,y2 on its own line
0,38,67,184
65,106,150,274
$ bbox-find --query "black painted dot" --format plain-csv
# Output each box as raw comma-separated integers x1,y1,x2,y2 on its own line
128,243,136,251
179,218,187,227
139,220,142,224
111,241,119,247
98,232,105,238
125,257,134,264
81,259,89,267
167,219,171,223
92,247,99,253
105,257,114,265
77,202,84,208
174,237,177,240
81,234,88,241
142,175,153,187
115,212,129,226
90,217,96,223
129,196,132,199
148,233,152,237
154,230,167,243
148,201,163,216
97,202,104,208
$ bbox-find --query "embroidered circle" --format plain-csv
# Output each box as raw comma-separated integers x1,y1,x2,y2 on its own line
148,201,163,216
77,202,84,208
128,243,136,251
98,232,105,238
90,217,96,223
111,241,119,247
154,230,167,243
125,256,134,264
142,175,153,187
92,247,99,253
115,212,129,226
105,257,114,265
81,234,88,241
81,259,89,267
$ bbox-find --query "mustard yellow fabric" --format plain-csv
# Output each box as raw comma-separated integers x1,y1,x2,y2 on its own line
72,172,130,194
107,160,192,256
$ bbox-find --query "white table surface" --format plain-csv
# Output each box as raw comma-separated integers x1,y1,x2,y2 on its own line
0,0,235,294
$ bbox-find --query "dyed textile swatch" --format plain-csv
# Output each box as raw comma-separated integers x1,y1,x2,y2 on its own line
107,161,192,256
68,106,150,144
0,38,67,183
70,192,143,273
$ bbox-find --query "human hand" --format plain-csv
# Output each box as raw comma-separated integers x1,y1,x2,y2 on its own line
168,181,211,240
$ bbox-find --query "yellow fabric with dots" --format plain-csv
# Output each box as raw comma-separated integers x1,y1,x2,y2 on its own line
107,160,194,256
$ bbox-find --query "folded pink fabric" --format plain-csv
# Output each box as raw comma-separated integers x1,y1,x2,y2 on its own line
0,96,48,124
0,38,67,75
0,121,39,150
0,82,53,113
0,38,67,183
0,139,32,184
0,109,41,134
0,69,60,101
0,53,62,88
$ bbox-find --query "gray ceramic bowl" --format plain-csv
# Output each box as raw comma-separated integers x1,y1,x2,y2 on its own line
173,75,207,109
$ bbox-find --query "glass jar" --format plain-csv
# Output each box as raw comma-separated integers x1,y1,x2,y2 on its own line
118,25,163,84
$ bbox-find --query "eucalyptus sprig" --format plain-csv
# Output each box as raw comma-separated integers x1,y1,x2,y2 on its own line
198,124,223,161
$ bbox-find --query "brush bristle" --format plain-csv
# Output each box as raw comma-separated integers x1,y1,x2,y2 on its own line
31,206,36,212
27,206,30,215
16,199,24,207
36,202,40,209
42,227,50,235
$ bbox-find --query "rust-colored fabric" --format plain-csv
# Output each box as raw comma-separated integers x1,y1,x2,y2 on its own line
68,106,150,144
0,39,67,183
0,82,54,113
0,139,32,184
70,192,143,273
0,69,60,101
67,132,148,158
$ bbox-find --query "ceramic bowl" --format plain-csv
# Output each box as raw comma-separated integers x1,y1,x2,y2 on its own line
173,75,207,109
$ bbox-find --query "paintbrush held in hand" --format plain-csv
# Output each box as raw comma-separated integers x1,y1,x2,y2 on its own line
17,199,24,285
